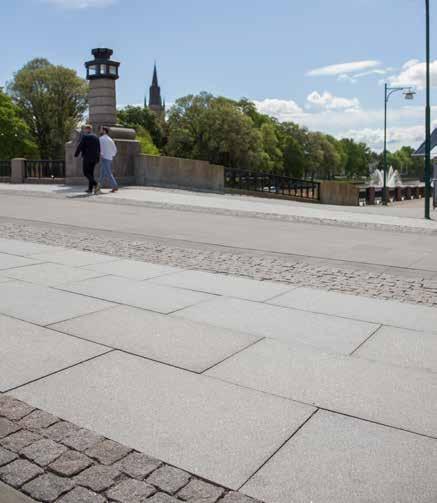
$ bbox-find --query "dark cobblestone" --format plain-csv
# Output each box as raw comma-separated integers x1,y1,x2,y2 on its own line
0,446,18,466
114,452,161,480
0,396,34,421
147,466,191,494
0,459,43,488
43,421,81,442
0,417,20,439
49,450,93,476
177,479,225,502
18,410,59,431
0,430,42,453
106,479,156,502
74,465,122,492
85,439,131,465
22,473,74,501
20,438,67,466
0,400,262,503
147,494,180,503
57,486,107,503
220,493,262,503
62,429,104,452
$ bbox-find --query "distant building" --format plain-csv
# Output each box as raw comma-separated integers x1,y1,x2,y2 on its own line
145,63,165,118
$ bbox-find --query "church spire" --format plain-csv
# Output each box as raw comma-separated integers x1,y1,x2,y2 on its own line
148,62,164,118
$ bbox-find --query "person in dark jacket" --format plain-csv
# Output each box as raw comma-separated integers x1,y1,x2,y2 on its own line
74,125,101,194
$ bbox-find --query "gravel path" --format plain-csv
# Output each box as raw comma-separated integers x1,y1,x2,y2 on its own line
1,220,436,306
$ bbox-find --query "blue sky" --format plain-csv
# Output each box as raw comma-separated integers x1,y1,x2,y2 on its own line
1,0,436,151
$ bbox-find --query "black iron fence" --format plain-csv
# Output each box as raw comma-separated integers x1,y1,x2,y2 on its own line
0,160,11,177
358,185,425,205
225,168,320,201
24,160,65,179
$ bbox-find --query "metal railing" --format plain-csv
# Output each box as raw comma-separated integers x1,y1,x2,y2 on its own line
359,185,425,205
0,160,11,177
24,160,65,179
225,168,320,201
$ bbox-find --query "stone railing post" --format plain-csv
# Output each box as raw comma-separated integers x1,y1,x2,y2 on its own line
11,158,26,183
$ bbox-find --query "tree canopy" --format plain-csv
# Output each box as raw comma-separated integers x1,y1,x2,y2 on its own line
8,58,87,159
0,89,37,159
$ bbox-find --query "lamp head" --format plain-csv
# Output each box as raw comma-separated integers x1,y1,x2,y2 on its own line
403,88,416,100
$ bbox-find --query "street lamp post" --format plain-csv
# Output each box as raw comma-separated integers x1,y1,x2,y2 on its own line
424,0,431,219
383,85,416,205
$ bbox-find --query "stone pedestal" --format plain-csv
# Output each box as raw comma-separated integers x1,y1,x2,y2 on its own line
11,158,25,183
89,79,117,132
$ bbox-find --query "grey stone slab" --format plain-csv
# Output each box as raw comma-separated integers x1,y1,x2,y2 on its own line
9,351,315,489
0,238,59,257
206,338,437,437
0,480,39,503
30,248,119,267
0,253,40,271
243,410,437,503
0,281,114,325
355,325,437,372
82,259,179,280
175,297,378,355
3,262,106,287
152,270,293,302
58,276,214,315
50,305,259,372
270,287,437,333
0,314,109,391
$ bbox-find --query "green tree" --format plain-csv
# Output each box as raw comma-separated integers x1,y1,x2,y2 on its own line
0,89,37,159
117,105,165,149
340,138,372,179
259,121,283,172
8,58,87,159
136,126,160,155
166,93,264,169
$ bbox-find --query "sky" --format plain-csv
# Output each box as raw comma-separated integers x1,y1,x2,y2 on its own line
1,0,436,151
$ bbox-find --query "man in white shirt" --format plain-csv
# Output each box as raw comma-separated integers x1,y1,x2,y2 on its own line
96,127,118,193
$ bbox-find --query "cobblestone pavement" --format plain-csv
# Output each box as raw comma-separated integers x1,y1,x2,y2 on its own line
0,220,436,306
0,395,260,503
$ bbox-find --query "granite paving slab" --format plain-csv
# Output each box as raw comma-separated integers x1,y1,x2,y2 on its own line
270,287,437,333
206,338,437,438
151,269,294,302
354,325,437,372
8,351,315,489
0,253,40,271
57,276,215,315
174,297,378,355
81,258,179,280
50,305,259,372
0,237,59,257
29,248,120,267
3,262,106,287
0,281,114,325
0,314,109,391
242,411,437,503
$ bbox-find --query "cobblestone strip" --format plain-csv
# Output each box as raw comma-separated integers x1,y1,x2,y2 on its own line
0,221,436,306
0,395,262,503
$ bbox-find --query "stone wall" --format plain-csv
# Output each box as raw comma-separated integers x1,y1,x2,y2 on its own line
65,134,139,186
135,154,224,192
319,181,360,206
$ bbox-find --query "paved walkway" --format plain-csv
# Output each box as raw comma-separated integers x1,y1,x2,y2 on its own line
0,238,436,502
0,184,436,233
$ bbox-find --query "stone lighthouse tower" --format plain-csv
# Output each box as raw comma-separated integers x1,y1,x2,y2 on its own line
64,48,140,185
85,48,120,132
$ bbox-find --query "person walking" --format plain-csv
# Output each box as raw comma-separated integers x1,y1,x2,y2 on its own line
96,127,118,193
74,125,100,194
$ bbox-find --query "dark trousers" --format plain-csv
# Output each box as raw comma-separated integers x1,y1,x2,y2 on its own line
83,160,97,191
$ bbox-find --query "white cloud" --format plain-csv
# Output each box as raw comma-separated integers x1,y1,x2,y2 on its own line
387,59,437,90
44,0,115,8
307,60,381,77
253,98,304,118
307,91,360,110
338,74,357,84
